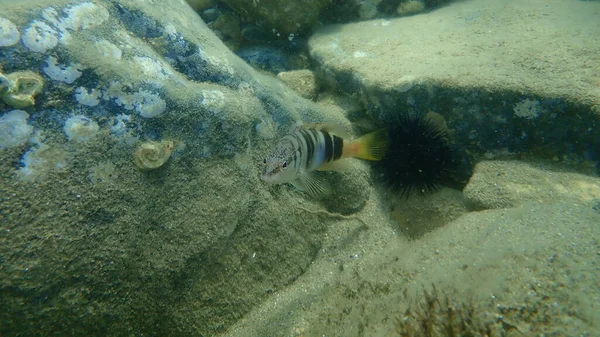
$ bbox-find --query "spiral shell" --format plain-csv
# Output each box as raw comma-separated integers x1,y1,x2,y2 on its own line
133,140,174,171
0,70,44,108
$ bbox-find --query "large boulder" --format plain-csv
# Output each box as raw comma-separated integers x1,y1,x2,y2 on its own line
308,0,600,167
0,1,372,335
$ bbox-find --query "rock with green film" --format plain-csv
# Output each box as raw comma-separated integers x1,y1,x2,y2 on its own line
0,0,370,335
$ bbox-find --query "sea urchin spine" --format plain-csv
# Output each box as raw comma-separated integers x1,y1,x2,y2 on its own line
378,112,457,197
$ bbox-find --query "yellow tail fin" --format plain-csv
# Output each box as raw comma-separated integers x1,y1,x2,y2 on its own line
353,128,388,161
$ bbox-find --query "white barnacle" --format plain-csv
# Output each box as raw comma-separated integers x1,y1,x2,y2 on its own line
21,20,58,53
74,87,101,106
0,17,20,47
60,2,109,31
0,110,33,149
43,56,82,84
63,115,99,142
134,56,172,80
40,3,109,45
134,90,166,118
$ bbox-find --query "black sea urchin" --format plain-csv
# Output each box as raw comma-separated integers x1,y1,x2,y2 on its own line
377,112,456,197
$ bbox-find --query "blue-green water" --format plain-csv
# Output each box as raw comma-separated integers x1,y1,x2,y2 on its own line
1,0,599,336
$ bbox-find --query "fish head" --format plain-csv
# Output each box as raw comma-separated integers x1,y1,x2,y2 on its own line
261,140,299,184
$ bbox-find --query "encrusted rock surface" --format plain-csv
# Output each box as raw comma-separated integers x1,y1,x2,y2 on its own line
277,69,319,100
0,1,373,335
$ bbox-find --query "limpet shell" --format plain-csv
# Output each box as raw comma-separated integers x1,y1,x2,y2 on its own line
133,140,174,171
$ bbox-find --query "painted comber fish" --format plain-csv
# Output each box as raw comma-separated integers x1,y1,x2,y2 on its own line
261,123,388,195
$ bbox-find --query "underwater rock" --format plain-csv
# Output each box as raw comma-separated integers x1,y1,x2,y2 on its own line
1,1,599,337
277,69,319,100
236,46,291,74
186,0,214,11
133,140,174,170
321,161,371,215
0,69,44,108
463,160,600,211
200,8,220,23
219,0,331,35
240,24,274,44
359,0,382,19
309,0,600,166
255,118,276,139
396,0,426,16
0,0,383,336
209,12,241,49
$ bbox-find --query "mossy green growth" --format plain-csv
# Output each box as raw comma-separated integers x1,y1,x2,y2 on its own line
391,284,585,337
393,287,495,337
220,0,332,35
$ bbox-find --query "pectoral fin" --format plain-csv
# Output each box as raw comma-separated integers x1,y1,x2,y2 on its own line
291,169,331,196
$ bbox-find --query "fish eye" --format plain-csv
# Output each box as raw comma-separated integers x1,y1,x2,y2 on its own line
282,161,288,168
263,158,266,164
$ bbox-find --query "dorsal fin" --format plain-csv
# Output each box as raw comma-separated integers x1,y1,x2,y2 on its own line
300,122,350,139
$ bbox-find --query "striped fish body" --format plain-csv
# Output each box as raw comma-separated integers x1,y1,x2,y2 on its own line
261,124,388,195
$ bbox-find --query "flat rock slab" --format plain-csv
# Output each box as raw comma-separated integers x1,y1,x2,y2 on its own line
464,160,600,210
309,0,600,108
